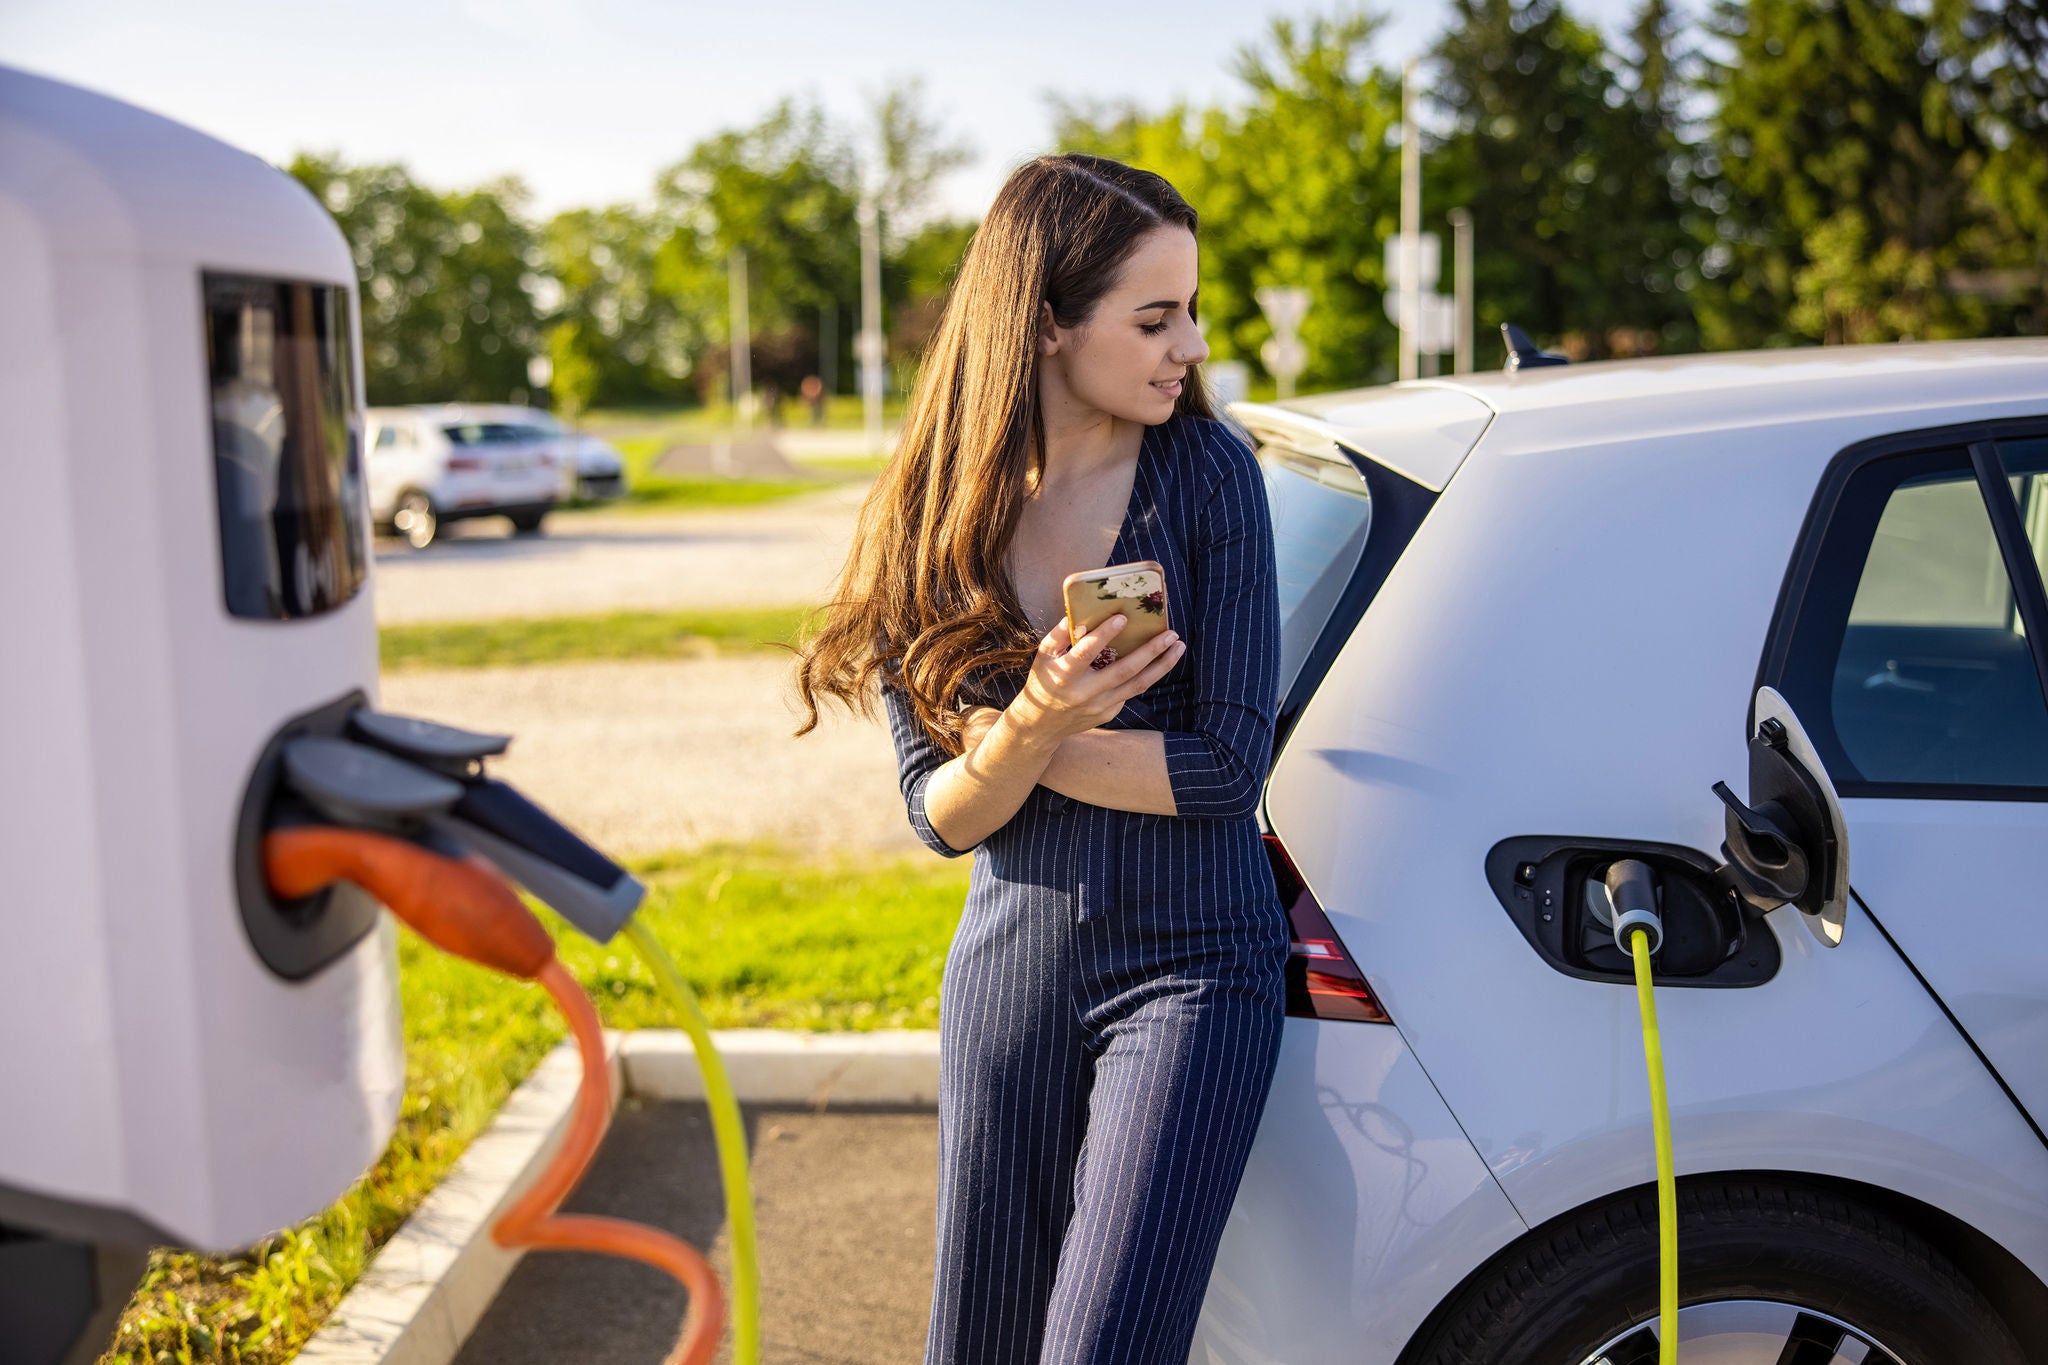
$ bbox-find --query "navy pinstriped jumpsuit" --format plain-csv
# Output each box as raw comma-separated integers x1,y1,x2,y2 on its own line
881,410,1290,1365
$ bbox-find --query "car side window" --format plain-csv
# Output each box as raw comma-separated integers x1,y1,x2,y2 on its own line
1777,437,2048,794
374,425,397,450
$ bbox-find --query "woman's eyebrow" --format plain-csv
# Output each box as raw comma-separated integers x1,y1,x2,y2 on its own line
1132,299,1184,313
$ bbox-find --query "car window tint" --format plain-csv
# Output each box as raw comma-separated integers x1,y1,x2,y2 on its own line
1261,448,1372,702
442,422,541,447
2003,436,2048,600
1798,452,2048,789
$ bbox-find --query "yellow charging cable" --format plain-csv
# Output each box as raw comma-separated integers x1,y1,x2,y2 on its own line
1627,926,1678,1365
624,919,761,1365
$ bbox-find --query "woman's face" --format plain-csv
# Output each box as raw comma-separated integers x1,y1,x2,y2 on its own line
1040,224,1210,424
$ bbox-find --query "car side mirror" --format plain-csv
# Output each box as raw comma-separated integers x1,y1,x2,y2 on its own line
1713,686,1851,948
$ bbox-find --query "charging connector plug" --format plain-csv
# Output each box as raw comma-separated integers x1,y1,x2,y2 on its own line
1605,858,1663,957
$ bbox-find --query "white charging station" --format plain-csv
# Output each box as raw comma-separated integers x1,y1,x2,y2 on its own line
0,64,403,1358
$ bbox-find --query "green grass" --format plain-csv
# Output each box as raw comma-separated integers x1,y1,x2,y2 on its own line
580,394,906,438
379,605,817,672
100,840,970,1364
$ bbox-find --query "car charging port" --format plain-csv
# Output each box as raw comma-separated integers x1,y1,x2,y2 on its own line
1487,835,1781,988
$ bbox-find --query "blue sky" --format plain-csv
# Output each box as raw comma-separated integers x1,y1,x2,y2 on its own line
2,0,1650,221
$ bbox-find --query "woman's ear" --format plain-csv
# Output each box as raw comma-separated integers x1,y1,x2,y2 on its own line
1037,300,1060,357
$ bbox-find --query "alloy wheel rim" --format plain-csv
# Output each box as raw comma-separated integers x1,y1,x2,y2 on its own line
1579,1298,1903,1364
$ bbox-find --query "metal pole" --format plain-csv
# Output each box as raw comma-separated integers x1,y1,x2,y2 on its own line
1449,208,1473,375
819,303,837,399
1400,58,1421,383
728,246,751,430
858,189,885,458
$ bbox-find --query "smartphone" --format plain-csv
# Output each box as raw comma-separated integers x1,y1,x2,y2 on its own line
1062,560,1170,669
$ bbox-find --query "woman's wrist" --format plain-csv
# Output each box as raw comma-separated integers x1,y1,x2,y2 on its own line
993,700,1068,756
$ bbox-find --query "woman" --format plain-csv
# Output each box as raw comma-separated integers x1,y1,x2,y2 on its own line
791,152,1287,1365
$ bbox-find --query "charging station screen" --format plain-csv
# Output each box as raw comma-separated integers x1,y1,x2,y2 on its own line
204,273,368,619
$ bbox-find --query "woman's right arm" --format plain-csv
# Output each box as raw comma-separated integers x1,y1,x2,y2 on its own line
883,611,1183,854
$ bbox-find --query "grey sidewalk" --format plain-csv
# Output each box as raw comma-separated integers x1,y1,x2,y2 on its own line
452,1100,937,1365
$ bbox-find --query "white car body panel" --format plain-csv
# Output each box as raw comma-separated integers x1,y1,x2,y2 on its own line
1198,340,2048,1364
1192,1021,1526,1363
1844,800,2048,1133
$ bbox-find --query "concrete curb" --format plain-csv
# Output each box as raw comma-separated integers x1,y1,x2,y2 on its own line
622,1028,941,1107
298,1029,938,1365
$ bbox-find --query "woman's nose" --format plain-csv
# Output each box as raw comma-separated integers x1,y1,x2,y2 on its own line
1176,319,1210,366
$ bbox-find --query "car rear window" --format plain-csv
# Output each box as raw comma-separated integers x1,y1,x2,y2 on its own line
442,422,549,446
1262,449,1375,702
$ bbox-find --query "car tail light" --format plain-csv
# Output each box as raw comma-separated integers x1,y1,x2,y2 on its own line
446,455,483,472
1263,832,1390,1024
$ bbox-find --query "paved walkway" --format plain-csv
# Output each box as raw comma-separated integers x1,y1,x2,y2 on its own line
371,481,868,625
378,655,921,858
452,1102,937,1365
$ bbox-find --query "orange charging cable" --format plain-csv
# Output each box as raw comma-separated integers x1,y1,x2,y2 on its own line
265,826,727,1365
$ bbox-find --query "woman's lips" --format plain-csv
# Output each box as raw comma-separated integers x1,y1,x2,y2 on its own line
1151,377,1183,396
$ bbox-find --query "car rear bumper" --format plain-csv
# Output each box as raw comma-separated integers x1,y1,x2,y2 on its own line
1190,1018,1525,1365
435,470,560,511
434,499,552,524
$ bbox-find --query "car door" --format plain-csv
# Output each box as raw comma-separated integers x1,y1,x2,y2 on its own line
1760,419,2048,1135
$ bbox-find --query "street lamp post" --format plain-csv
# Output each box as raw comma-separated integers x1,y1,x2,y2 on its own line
858,189,885,459
1399,58,1421,383
728,246,752,431
1449,208,1473,375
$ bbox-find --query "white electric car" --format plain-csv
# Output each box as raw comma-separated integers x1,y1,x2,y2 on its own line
1195,338,2048,1365
365,404,562,548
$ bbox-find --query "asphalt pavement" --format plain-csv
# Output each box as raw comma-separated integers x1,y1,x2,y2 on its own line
453,1100,939,1365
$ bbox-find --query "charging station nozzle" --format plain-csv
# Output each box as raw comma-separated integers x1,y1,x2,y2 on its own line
1604,858,1663,957
254,708,646,944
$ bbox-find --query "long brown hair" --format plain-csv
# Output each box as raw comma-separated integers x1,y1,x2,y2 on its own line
788,153,1215,751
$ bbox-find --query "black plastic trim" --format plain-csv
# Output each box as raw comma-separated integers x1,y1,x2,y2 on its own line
1272,448,1438,760
233,689,384,981
1971,439,2048,718
1752,414,2048,802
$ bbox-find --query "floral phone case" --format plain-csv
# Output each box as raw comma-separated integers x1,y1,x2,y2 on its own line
1062,560,1170,670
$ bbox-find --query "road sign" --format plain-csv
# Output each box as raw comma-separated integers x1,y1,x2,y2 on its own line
1254,286,1312,334
1384,232,1442,292
1254,286,1312,399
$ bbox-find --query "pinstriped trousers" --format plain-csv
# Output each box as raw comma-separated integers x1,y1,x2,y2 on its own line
923,822,1290,1365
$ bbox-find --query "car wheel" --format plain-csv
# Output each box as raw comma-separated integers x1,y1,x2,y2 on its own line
393,489,438,549
508,510,546,535
1405,1180,2025,1365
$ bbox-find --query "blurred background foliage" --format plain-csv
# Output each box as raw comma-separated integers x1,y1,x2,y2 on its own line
290,0,2047,412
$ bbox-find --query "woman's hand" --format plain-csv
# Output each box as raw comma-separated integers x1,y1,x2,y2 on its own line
1006,613,1186,744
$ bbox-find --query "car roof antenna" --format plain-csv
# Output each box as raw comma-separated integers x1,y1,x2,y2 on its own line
1502,322,1570,371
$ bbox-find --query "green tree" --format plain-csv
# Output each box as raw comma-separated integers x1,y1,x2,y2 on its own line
540,204,698,415
1431,0,1694,362
652,97,861,403
288,154,542,404
1694,0,1996,346
1057,11,1405,389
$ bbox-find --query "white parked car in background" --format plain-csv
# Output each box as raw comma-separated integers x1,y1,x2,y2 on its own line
1189,338,2048,1364
458,403,630,503
364,404,562,548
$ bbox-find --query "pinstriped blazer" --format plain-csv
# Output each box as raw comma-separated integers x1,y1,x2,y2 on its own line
881,410,1283,923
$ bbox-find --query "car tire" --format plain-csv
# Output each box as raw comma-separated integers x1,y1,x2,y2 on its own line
1404,1179,2025,1365
393,489,438,549
508,509,546,535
